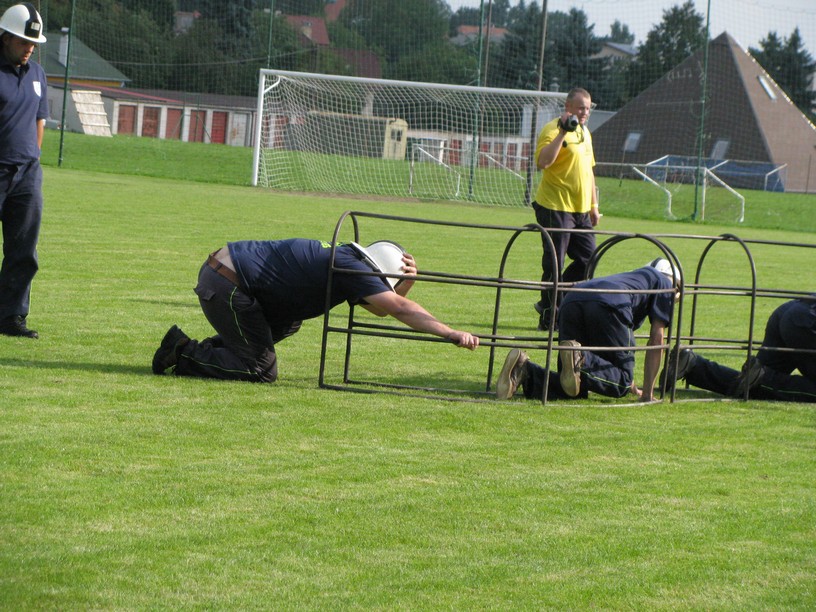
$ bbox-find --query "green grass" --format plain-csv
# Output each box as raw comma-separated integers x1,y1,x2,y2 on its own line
42,130,816,234
1,136,814,608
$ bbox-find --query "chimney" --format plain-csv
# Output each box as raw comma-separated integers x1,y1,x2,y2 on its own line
59,27,69,66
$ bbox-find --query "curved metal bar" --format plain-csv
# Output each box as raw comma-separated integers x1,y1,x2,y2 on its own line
318,209,814,405
586,233,685,402
690,233,757,400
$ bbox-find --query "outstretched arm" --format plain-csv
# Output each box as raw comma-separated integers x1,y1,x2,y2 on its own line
361,291,479,350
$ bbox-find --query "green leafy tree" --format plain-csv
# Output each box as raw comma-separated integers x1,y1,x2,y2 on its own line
450,7,482,32
489,4,605,98
489,0,512,28
341,0,450,67
626,1,707,97
196,0,256,56
252,10,303,72
487,0,543,90
121,0,175,32
390,41,476,85
607,20,635,45
751,28,816,121
544,9,604,95
76,1,172,90
276,0,325,15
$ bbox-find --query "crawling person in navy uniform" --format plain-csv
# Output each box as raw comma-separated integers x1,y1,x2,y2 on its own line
497,258,679,403
152,239,480,382
0,3,48,339
665,294,816,403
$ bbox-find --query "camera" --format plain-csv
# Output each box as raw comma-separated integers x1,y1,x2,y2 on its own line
559,115,579,132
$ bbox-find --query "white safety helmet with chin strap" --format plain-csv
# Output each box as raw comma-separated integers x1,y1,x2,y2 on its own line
349,240,407,290
0,3,47,44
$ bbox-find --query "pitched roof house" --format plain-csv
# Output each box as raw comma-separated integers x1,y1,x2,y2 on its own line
593,32,816,193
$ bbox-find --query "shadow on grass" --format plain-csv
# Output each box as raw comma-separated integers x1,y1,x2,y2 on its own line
0,357,150,377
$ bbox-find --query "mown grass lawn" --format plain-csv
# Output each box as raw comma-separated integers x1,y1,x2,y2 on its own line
0,138,812,608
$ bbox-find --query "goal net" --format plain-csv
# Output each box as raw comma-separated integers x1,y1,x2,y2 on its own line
252,70,566,207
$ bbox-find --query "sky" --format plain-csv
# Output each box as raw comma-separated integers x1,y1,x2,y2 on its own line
445,0,816,56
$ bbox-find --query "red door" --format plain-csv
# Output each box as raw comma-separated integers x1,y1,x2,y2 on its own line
189,110,206,142
117,105,136,134
166,108,182,139
142,106,160,138
210,111,227,144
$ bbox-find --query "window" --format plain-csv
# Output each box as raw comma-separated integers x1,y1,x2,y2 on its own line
710,139,730,160
757,75,777,100
623,131,642,153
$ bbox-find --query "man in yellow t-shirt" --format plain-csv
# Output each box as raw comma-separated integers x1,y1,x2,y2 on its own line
532,87,600,331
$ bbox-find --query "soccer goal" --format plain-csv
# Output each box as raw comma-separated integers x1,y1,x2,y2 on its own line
642,155,747,223
252,70,566,207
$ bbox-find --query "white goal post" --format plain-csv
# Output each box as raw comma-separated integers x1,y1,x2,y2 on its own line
252,70,566,207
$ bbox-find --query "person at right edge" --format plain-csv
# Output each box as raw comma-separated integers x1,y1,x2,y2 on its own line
532,87,600,331
0,3,48,339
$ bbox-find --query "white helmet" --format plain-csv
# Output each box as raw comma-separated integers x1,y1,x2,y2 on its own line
647,257,681,285
349,240,406,290
0,3,47,44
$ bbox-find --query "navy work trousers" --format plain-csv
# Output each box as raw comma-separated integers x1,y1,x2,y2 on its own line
174,263,300,382
0,161,42,320
524,299,636,400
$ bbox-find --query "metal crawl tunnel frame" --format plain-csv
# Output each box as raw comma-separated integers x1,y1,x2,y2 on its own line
317,210,814,404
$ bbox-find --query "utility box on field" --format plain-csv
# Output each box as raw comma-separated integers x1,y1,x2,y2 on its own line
304,111,408,160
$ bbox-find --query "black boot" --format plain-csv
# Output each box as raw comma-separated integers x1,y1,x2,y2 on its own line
0,316,38,339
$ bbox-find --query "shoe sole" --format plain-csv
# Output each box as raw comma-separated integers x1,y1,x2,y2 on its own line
497,348,523,400
559,341,581,397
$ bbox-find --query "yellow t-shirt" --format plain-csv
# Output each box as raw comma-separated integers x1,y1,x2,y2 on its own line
534,118,595,213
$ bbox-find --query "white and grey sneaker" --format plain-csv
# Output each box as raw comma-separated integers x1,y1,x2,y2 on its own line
496,348,529,400
559,340,584,397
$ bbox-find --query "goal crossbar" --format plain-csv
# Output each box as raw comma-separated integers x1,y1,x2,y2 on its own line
252,70,566,207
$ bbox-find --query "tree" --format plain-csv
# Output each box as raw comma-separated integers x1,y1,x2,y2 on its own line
751,28,816,121
627,1,707,97
196,0,257,57
449,7,482,33
488,4,606,99
390,41,477,85
341,0,450,67
607,20,635,45
544,9,605,95
276,0,325,15
487,0,543,90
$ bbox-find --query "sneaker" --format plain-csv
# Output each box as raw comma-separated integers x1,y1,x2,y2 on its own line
559,340,584,397
496,348,529,399
662,347,697,394
152,325,190,374
0,315,38,339
733,356,764,398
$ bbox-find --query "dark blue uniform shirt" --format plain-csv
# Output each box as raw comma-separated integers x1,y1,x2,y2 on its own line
228,239,392,326
0,55,48,164
562,267,674,330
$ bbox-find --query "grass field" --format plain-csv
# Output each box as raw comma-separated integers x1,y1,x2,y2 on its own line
43,131,816,233
1,134,814,608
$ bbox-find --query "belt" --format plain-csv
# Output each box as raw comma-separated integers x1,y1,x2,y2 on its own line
207,253,241,287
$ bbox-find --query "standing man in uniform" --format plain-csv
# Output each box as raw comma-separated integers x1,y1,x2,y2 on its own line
152,239,480,382
0,3,48,339
532,87,600,331
497,259,679,403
